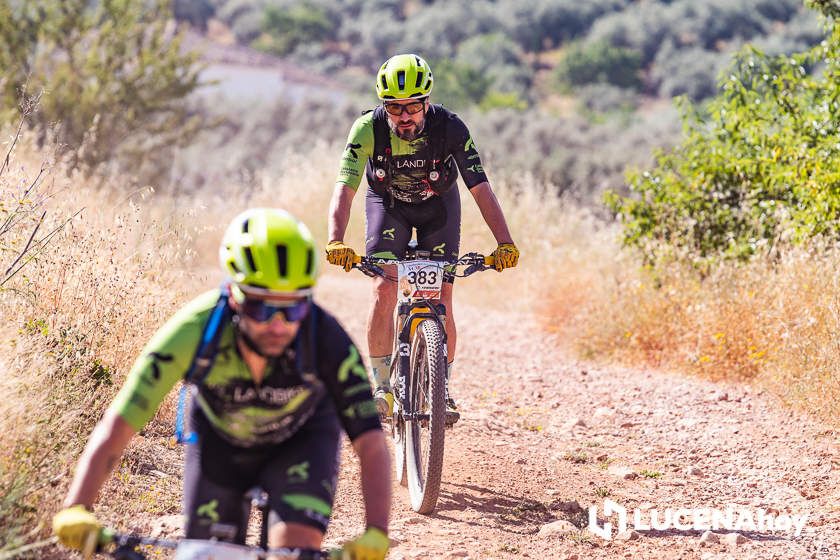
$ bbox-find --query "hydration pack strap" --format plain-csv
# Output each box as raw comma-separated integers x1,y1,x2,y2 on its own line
174,282,233,445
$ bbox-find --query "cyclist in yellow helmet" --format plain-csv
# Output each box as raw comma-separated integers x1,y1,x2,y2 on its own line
53,209,391,559
326,53,519,420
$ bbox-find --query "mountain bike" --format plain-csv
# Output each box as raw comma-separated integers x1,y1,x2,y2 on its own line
97,487,339,559
352,249,494,514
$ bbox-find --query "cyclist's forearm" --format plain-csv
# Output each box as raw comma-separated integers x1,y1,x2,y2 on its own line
63,409,136,509
328,183,357,242
469,182,514,244
353,429,391,533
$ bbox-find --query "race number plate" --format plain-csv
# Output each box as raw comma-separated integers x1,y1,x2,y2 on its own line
175,540,260,560
397,259,444,301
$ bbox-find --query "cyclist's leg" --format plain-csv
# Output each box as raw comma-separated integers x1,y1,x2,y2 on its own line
415,189,461,417
259,410,342,550
365,189,412,412
183,413,261,543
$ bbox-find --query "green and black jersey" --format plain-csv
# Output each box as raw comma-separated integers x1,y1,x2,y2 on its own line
336,104,489,203
110,289,380,448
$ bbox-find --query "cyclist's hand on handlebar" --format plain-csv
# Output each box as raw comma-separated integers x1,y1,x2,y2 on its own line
52,505,102,556
491,242,519,272
341,526,389,560
325,241,357,272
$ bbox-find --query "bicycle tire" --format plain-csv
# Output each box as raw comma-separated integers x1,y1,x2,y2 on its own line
405,318,447,513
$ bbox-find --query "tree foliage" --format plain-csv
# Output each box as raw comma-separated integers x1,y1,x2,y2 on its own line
0,0,204,180
555,40,642,90
607,6,840,264
255,2,336,56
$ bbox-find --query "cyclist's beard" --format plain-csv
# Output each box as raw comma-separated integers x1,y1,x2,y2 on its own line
388,116,425,141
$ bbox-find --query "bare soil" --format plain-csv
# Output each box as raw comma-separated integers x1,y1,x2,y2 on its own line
101,273,840,560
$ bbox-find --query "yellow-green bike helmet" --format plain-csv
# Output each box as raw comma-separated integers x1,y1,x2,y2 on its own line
219,208,317,295
376,53,434,100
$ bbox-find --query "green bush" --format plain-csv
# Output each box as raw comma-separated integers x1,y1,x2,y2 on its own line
0,0,204,181
555,40,642,90
607,8,840,265
256,3,336,56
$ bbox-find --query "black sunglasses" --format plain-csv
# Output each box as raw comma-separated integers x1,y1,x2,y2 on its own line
239,297,310,323
383,100,426,116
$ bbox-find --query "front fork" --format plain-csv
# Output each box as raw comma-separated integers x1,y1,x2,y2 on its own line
390,300,447,415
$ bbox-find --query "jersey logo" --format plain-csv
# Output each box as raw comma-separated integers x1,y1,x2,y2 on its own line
344,142,361,160
468,164,484,174
433,242,446,255
464,137,476,152
287,461,310,483
338,345,367,383
197,500,220,523
145,352,174,383
381,227,396,241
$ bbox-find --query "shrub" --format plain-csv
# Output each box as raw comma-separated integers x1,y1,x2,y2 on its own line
0,0,205,182
607,12,840,265
555,40,642,90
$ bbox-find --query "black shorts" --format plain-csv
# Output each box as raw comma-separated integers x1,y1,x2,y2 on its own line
183,402,341,541
365,187,461,272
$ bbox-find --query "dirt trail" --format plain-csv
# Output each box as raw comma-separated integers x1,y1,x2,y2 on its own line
318,274,840,560
124,272,840,560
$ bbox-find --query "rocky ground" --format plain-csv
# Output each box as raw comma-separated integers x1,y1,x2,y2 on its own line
92,272,840,560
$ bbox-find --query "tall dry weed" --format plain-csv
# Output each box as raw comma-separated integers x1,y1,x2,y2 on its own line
0,131,201,550
547,232,840,427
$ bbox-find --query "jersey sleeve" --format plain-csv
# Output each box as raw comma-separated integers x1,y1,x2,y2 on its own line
315,308,382,440
335,114,375,192
109,290,217,432
448,115,489,189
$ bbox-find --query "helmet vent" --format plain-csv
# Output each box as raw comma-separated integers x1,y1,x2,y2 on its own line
415,71,424,88
380,75,388,92
305,248,314,276
242,219,250,233
243,247,256,273
396,70,405,90
276,244,288,277
425,77,433,91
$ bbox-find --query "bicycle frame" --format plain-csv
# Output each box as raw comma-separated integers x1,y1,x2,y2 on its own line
352,250,493,513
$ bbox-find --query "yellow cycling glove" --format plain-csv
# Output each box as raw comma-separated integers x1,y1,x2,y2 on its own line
326,241,357,272
53,505,102,555
342,526,389,560
491,242,519,272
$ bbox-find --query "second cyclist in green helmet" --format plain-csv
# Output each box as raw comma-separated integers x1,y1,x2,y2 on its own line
326,53,520,421
54,208,392,560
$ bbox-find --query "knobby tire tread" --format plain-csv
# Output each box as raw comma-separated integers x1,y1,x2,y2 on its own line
406,319,447,513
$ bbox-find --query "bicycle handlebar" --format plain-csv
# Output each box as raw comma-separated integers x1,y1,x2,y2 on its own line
101,530,340,559
351,252,495,281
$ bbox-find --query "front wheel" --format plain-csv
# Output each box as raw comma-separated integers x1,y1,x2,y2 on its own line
405,319,447,514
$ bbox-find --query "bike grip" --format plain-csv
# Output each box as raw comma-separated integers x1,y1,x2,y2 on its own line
484,255,495,267
353,255,362,264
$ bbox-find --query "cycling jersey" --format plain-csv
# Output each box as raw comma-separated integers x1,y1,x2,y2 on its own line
365,186,461,265
336,104,489,203
110,289,380,448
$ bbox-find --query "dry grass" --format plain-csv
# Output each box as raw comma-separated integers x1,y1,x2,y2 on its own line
544,234,840,427
3,122,840,555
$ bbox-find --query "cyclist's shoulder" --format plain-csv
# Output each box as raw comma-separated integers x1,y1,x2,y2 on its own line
350,110,376,131
346,112,375,146
151,288,225,344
